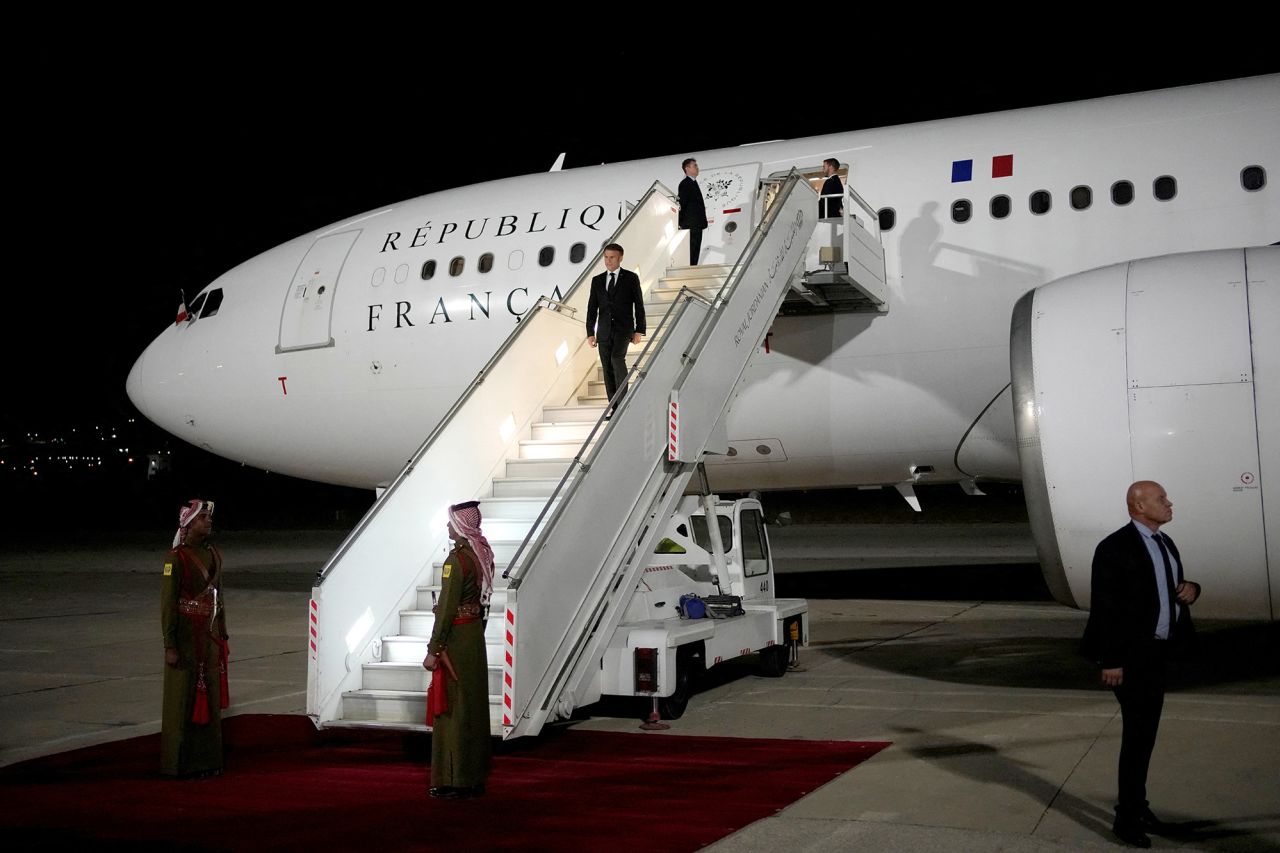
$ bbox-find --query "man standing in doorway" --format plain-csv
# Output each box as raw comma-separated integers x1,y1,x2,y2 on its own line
586,243,645,411
1082,480,1201,848
678,158,708,266
819,158,844,219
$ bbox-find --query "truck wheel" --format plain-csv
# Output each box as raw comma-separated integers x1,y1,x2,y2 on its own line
658,662,692,719
758,645,789,678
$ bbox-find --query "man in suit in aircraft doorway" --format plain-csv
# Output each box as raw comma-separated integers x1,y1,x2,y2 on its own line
1081,480,1201,848
677,158,708,266
586,243,645,412
819,158,844,219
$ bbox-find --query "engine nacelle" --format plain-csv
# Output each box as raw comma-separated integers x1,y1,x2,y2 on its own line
1011,247,1278,621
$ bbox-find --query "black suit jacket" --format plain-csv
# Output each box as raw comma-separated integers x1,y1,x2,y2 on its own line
678,176,707,230
585,267,645,341
1081,522,1199,667
819,175,844,218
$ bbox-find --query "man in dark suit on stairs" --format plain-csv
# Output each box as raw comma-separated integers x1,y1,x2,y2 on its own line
678,158,708,266
1082,480,1201,848
586,243,645,411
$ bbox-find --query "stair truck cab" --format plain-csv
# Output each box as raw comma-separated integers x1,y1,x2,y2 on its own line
598,494,809,719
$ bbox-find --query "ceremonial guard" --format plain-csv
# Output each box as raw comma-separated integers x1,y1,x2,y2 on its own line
160,499,229,778
422,500,494,798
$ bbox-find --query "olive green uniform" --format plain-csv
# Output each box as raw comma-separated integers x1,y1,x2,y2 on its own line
428,542,491,788
160,542,227,777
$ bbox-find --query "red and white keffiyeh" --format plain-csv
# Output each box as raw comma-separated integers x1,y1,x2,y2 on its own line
173,499,214,548
448,500,495,606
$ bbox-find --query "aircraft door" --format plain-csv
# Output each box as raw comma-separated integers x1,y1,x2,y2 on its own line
694,162,760,266
277,230,360,353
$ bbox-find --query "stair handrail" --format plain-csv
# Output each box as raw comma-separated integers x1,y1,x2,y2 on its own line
501,286,714,585
503,170,811,588
314,180,676,586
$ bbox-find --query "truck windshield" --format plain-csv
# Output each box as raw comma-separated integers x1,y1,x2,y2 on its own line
691,515,733,554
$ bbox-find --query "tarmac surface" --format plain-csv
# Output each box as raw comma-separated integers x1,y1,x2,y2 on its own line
1,527,1277,851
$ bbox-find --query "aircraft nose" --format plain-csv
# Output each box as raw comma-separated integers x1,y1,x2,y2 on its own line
126,335,158,423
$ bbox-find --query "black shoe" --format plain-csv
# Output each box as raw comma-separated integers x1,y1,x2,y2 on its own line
1112,819,1152,848
456,784,485,798
1138,808,1173,835
429,786,462,799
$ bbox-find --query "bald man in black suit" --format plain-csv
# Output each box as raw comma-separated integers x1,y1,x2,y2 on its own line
1082,480,1201,848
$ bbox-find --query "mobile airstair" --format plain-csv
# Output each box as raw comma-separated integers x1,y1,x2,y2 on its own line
307,169,886,738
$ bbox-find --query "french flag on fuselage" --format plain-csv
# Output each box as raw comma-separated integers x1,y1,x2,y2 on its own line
952,155,1015,182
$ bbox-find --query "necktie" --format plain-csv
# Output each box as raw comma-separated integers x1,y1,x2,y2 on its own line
607,272,615,294
1155,534,1178,639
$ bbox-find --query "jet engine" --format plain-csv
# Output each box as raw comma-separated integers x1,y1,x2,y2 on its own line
1011,247,1278,620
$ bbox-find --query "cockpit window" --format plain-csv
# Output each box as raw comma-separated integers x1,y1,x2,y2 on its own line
200,288,224,318
187,292,208,317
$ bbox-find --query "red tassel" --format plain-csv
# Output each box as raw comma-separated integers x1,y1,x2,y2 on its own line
216,638,230,709
192,664,211,725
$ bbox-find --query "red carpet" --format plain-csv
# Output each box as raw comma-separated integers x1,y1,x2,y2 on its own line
0,715,888,852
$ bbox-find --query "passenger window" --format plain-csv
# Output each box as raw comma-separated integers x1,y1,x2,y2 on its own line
538,246,555,267
570,242,587,263
187,292,207,317
1111,180,1134,206
740,509,769,577
1153,175,1177,201
200,289,224,318
421,260,436,280
1029,190,1051,215
690,515,733,555
508,250,524,271
478,253,494,273
950,199,972,223
1070,185,1092,210
878,208,896,232
449,257,464,277
990,195,1011,219
1241,166,1267,192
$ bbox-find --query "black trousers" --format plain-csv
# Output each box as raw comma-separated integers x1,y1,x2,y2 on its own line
598,333,630,404
687,227,703,266
1113,641,1169,816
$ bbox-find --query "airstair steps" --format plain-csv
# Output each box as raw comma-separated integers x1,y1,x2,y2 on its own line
530,421,595,441
660,263,734,282
361,661,505,695
381,635,505,664
490,476,562,498
474,495,558,519
397,611,509,642
518,438,593,460
504,457,575,479
339,688,504,729
541,404,607,423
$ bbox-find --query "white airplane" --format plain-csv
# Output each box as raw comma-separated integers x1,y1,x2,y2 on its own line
127,75,1279,621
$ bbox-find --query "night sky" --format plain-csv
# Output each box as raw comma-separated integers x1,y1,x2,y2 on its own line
4,30,1274,528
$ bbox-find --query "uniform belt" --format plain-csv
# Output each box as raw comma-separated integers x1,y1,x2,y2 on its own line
434,601,483,619
178,598,214,616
